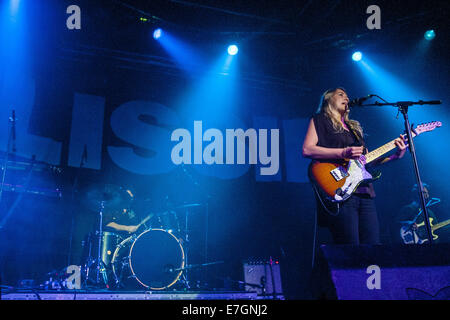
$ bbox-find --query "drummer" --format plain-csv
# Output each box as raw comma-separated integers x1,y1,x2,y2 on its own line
83,184,155,235
103,207,140,234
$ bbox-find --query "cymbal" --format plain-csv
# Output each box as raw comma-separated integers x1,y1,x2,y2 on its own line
173,203,202,210
82,184,132,211
0,151,60,172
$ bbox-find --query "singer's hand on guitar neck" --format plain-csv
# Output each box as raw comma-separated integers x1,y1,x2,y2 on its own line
392,134,408,160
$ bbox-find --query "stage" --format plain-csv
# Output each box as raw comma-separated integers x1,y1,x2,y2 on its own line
0,290,283,300
0,0,449,301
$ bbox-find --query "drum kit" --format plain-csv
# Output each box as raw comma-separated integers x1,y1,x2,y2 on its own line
79,184,219,291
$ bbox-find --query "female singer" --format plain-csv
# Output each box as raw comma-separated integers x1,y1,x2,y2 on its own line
302,87,407,244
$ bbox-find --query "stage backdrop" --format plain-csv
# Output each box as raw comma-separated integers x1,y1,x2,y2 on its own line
1,1,449,298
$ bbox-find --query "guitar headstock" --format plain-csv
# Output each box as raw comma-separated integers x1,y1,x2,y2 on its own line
414,121,442,136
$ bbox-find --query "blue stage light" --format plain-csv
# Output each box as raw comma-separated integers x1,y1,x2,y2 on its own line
153,28,162,40
352,51,362,62
227,45,238,56
9,0,21,16
424,30,435,41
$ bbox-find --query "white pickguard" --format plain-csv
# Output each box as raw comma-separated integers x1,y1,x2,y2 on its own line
333,157,373,202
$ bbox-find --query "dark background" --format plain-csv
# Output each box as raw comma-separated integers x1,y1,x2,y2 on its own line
0,0,449,299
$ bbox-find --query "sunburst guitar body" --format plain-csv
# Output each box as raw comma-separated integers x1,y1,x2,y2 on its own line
309,158,375,202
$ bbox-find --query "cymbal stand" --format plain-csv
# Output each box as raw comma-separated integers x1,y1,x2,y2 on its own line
83,201,108,288
0,110,16,206
95,201,105,285
66,145,86,266
181,208,191,289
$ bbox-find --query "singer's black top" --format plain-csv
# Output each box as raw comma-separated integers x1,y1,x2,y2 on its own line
312,112,364,153
311,111,375,198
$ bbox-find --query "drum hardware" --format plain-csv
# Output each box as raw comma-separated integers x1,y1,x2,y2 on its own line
67,145,86,268
155,201,208,290
151,210,180,234
81,200,108,288
0,110,17,205
175,203,205,289
79,184,135,288
173,203,202,210
81,184,133,212
166,261,224,273
95,201,105,285
98,199,215,291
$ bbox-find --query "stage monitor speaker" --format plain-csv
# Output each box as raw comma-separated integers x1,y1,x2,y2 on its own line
243,258,283,296
312,243,450,300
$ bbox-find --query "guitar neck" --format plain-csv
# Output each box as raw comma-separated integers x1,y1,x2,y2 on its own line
365,139,399,164
364,121,442,164
433,219,450,231
366,130,418,164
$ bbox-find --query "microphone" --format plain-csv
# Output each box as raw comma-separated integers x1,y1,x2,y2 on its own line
348,94,374,107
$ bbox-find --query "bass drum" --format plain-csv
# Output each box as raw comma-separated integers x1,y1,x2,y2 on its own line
112,229,185,290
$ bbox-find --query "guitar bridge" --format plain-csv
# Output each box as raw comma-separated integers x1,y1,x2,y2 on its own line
330,166,348,182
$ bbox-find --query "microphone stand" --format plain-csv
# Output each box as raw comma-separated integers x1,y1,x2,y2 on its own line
358,99,442,244
179,164,211,289
66,145,87,266
0,110,16,207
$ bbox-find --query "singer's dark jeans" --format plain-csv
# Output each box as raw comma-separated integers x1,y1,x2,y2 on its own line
319,194,380,245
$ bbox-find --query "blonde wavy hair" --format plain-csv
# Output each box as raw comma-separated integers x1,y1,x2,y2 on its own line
316,87,363,139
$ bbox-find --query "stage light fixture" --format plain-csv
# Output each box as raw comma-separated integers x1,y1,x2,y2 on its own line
227,45,238,56
424,30,435,41
153,28,162,40
352,51,362,62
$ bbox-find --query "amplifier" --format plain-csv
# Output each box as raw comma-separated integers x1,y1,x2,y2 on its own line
243,258,283,296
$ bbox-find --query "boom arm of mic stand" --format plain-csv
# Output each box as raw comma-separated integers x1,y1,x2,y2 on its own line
358,100,442,108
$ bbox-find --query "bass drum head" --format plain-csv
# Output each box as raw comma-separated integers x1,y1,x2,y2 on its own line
129,229,184,290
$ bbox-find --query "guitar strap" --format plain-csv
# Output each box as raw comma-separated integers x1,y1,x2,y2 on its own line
345,121,365,149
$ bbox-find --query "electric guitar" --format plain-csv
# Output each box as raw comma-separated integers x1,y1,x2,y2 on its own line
309,121,442,203
400,217,450,244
